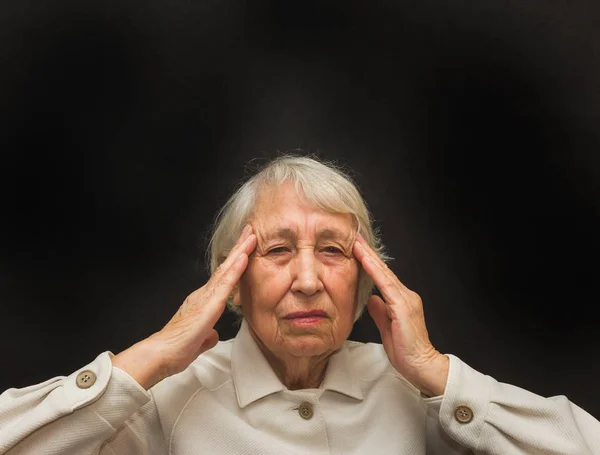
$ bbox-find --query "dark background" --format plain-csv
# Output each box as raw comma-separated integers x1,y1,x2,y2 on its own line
1,1,599,420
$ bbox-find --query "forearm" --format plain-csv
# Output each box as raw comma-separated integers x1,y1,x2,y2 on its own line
424,354,600,454
0,352,153,455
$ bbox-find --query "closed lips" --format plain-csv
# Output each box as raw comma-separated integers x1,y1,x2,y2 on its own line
285,311,327,319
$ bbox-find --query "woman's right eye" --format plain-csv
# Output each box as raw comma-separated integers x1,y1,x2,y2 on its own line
268,247,289,254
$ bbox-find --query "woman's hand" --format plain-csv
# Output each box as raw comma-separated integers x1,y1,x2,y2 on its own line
353,234,449,397
112,225,257,390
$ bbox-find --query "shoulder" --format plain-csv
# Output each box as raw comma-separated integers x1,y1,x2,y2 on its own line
344,340,392,379
344,340,420,393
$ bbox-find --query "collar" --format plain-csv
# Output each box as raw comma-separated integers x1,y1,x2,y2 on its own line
231,319,364,408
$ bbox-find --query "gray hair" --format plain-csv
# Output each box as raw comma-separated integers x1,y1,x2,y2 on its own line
206,153,391,322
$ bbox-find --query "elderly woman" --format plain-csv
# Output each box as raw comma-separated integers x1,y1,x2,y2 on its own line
1,155,598,455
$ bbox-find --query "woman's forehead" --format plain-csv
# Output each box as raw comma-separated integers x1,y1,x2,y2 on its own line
252,211,357,243
251,182,357,236
259,225,354,242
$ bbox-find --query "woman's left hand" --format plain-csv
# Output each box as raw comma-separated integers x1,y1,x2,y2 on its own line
353,234,449,397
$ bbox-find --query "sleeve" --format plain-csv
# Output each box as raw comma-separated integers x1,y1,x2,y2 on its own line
0,351,168,455
424,354,600,455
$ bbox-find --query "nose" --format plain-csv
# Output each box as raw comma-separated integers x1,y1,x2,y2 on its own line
290,248,324,296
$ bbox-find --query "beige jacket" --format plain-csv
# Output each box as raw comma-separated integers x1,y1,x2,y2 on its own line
1,320,599,454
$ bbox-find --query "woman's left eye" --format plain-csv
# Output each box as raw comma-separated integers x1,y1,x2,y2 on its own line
322,246,343,254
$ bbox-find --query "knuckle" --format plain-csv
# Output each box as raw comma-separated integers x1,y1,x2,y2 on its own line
382,277,395,289
211,272,228,289
217,272,236,290
204,285,216,301
409,290,422,303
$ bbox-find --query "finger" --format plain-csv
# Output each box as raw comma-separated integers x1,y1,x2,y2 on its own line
367,296,394,352
355,233,388,269
367,295,390,331
354,235,406,293
185,247,249,319
209,251,251,306
226,224,254,257
353,239,391,276
187,235,255,326
209,231,257,281
217,224,254,270
353,239,410,297
200,329,219,352
354,242,407,305
238,223,253,242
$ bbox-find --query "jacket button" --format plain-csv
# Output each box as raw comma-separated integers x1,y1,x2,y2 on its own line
454,405,474,423
298,402,314,420
76,370,97,389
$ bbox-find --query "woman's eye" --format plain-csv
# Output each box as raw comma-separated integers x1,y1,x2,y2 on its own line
268,247,289,254
267,246,343,255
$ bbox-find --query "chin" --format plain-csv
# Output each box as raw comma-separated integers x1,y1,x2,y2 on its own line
282,334,332,358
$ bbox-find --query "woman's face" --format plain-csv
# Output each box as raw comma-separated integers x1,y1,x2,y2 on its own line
232,182,359,360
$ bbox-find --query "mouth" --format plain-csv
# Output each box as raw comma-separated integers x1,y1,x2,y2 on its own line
284,310,328,326
284,310,327,319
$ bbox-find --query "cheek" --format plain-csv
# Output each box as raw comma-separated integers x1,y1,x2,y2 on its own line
332,257,359,282
326,262,360,300
244,259,292,306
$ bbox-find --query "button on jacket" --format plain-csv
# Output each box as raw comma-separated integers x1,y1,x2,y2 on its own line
1,319,599,454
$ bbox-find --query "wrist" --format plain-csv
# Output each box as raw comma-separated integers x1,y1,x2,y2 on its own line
111,337,169,390
412,353,449,397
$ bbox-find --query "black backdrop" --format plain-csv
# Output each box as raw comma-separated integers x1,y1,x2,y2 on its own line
1,1,599,420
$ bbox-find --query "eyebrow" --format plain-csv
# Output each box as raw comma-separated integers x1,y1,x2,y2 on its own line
264,227,350,242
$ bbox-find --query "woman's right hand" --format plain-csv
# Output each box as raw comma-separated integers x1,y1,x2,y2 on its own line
112,224,256,390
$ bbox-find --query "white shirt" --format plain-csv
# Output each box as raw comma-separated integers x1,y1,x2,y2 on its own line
1,319,599,454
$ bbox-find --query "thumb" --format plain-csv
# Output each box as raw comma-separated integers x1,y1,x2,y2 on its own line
199,329,219,354
367,295,390,335
367,295,395,364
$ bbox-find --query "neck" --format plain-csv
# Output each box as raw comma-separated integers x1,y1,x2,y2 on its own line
267,350,330,390
248,326,333,390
